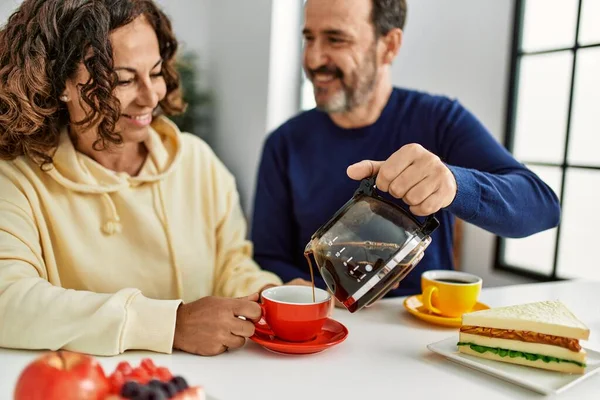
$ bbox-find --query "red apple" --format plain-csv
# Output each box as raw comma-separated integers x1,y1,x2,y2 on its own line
14,351,110,400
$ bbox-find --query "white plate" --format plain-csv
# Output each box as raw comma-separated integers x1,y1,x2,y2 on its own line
427,336,600,395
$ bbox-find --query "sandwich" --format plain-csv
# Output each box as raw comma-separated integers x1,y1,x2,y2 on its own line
458,300,590,374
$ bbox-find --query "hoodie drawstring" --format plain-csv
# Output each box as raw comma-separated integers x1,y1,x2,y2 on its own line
98,184,182,299
154,182,183,299
45,117,185,298
100,193,123,235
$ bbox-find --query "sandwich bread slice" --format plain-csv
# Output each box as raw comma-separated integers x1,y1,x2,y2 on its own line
458,300,590,374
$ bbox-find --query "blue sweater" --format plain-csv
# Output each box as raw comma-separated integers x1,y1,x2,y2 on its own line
251,88,560,297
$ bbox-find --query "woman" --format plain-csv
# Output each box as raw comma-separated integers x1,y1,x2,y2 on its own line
0,0,294,357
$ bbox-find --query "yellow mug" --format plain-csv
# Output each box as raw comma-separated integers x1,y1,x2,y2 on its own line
421,270,482,318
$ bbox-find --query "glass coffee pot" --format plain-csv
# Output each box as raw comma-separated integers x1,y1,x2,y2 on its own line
305,176,439,313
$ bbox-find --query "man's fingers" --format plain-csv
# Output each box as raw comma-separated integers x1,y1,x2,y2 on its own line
402,177,437,206
231,299,262,322
376,149,415,192
410,191,445,216
346,160,383,180
387,164,427,199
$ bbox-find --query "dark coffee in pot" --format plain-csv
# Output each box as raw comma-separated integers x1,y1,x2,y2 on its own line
305,241,417,312
303,176,439,313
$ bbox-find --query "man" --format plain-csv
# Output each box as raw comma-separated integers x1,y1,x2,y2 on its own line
251,0,560,299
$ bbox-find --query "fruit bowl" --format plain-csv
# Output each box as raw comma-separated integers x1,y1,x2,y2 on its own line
104,358,204,400
13,351,205,400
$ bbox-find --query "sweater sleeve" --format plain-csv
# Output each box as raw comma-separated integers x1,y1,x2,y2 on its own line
433,98,561,238
210,157,283,298
0,194,182,356
250,133,321,286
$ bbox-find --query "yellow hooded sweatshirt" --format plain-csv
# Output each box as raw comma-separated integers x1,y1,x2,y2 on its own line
0,116,282,356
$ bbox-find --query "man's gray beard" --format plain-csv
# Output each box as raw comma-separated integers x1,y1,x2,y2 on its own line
313,61,377,114
315,86,352,113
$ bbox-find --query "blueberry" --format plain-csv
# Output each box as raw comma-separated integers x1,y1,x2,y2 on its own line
148,388,168,400
170,376,189,391
161,382,179,397
142,388,167,400
148,379,163,390
121,381,143,398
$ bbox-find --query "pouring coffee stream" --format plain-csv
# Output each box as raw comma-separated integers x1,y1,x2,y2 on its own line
303,176,439,313
303,252,316,303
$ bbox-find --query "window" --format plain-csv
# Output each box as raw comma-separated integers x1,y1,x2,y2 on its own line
299,0,315,111
301,75,316,111
496,0,600,280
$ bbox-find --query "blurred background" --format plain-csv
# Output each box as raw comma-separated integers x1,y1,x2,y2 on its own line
1,0,598,289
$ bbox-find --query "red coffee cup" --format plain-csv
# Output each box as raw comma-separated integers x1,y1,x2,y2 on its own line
255,285,332,342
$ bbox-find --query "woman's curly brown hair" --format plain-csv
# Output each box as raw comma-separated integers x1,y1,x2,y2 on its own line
0,0,186,165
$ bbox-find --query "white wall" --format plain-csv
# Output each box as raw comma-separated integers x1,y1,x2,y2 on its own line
156,0,210,73
394,0,534,287
0,0,21,25
159,0,281,214
204,0,275,214
159,0,302,216
266,1,303,133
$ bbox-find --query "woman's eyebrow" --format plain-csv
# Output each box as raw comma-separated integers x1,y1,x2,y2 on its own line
114,59,163,73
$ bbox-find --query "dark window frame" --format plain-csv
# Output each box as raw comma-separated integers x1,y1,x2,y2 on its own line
495,0,599,280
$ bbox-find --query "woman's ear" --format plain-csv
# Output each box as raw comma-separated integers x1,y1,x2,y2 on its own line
59,91,70,102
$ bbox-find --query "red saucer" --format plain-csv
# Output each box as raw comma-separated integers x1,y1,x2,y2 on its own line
250,318,348,355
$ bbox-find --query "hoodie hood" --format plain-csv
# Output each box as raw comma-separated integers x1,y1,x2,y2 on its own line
47,115,182,194
45,115,183,238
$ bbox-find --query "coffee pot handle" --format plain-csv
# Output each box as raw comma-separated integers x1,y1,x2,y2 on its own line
421,215,440,236
354,176,377,197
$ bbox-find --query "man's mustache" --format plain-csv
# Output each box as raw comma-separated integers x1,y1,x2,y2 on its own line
308,66,344,79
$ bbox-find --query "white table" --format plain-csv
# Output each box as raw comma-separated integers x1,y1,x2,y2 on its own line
1,280,599,400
